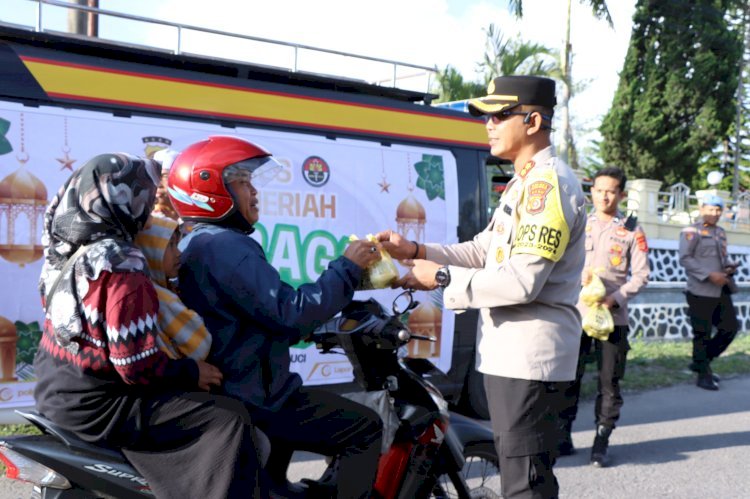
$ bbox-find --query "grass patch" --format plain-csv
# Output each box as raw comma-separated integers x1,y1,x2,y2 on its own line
0,424,40,437
579,332,750,399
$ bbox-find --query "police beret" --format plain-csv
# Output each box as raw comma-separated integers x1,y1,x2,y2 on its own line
701,194,725,208
468,76,557,117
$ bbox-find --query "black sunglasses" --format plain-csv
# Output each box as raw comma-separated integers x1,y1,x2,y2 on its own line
483,110,554,131
482,111,528,124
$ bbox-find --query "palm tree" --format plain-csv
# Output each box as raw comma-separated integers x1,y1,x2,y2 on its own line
433,25,559,104
477,24,559,84
507,0,612,168
433,65,485,102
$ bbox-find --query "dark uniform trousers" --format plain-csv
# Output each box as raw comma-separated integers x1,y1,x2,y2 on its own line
560,325,630,430
485,375,572,499
248,386,383,499
686,288,739,372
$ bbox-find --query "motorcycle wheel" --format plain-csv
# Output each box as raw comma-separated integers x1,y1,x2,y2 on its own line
432,441,501,499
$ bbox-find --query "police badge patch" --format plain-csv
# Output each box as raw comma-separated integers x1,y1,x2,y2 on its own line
526,181,553,215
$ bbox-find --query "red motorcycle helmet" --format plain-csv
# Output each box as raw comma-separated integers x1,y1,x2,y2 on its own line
167,135,279,222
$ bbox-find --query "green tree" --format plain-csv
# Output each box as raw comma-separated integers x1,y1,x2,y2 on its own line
600,0,742,186
697,2,750,195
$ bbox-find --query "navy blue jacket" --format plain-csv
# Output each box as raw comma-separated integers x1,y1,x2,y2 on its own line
178,224,362,411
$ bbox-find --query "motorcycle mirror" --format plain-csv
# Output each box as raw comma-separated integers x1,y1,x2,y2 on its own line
392,290,419,315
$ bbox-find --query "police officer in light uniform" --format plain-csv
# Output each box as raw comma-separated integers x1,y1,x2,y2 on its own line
377,75,586,499
679,194,739,391
558,167,650,467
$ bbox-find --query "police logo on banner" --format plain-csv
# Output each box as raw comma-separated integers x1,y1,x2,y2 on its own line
302,156,331,187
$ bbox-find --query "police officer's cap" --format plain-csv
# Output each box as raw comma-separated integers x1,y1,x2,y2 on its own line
701,194,725,209
468,76,557,117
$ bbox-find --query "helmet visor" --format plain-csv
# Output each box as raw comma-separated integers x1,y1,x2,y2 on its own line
223,155,283,188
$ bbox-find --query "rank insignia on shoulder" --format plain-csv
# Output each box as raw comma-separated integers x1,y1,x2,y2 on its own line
503,204,512,215
519,160,536,178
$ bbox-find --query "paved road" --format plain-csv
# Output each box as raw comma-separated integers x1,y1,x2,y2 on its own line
2,375,749,498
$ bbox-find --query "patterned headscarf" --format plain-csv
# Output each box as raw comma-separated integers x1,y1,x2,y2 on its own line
39,153,161,354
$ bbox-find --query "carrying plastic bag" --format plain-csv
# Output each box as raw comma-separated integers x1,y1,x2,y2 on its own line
580,268,606,306
580,268,614,340
582,303,614,341
349,234,399,289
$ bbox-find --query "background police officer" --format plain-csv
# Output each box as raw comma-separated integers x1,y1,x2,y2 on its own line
378,75,587,499
679,195,739,391
559,167,650,468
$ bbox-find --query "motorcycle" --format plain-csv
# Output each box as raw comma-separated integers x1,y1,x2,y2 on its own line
0,291,501,498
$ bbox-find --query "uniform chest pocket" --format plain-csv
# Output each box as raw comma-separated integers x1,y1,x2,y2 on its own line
698,239,718,257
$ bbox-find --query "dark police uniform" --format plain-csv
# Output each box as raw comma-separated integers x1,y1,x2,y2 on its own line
679,219,739,389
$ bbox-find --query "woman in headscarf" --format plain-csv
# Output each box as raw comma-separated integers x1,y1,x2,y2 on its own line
34,153,262,498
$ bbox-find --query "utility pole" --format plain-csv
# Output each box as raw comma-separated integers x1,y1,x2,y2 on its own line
559,0,573,167
733,3,749,198
67,0,99,37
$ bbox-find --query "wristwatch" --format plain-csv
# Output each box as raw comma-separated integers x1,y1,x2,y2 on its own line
435,266,451,288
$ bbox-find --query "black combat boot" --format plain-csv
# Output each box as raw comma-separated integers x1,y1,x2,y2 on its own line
689,361,720,383
696,364,719,391
590,424,612,468
558,420,576,456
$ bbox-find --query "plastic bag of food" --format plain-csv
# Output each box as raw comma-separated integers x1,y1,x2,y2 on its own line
349,234,399,289
582,303,614,341
579,268,606,306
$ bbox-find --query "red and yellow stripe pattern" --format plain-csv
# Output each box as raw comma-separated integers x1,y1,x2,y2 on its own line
21,56,488,148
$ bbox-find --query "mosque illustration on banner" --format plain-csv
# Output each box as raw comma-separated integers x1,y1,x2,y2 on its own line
0,112,51,383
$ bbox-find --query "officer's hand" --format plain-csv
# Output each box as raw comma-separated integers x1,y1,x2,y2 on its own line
344,239,381,269
708,271,729,287
581,268,593,286
392,259,441,290
196,360,223,391
373,230,416,260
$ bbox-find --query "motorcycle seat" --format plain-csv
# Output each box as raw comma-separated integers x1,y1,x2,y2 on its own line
16,410,126,461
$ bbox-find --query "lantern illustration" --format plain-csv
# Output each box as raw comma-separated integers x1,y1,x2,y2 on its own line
395,154,426,242
406,299,442,359
0,114,47,267
0,316,17,382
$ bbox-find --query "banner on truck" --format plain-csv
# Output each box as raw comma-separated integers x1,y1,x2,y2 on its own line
0,101,458,409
